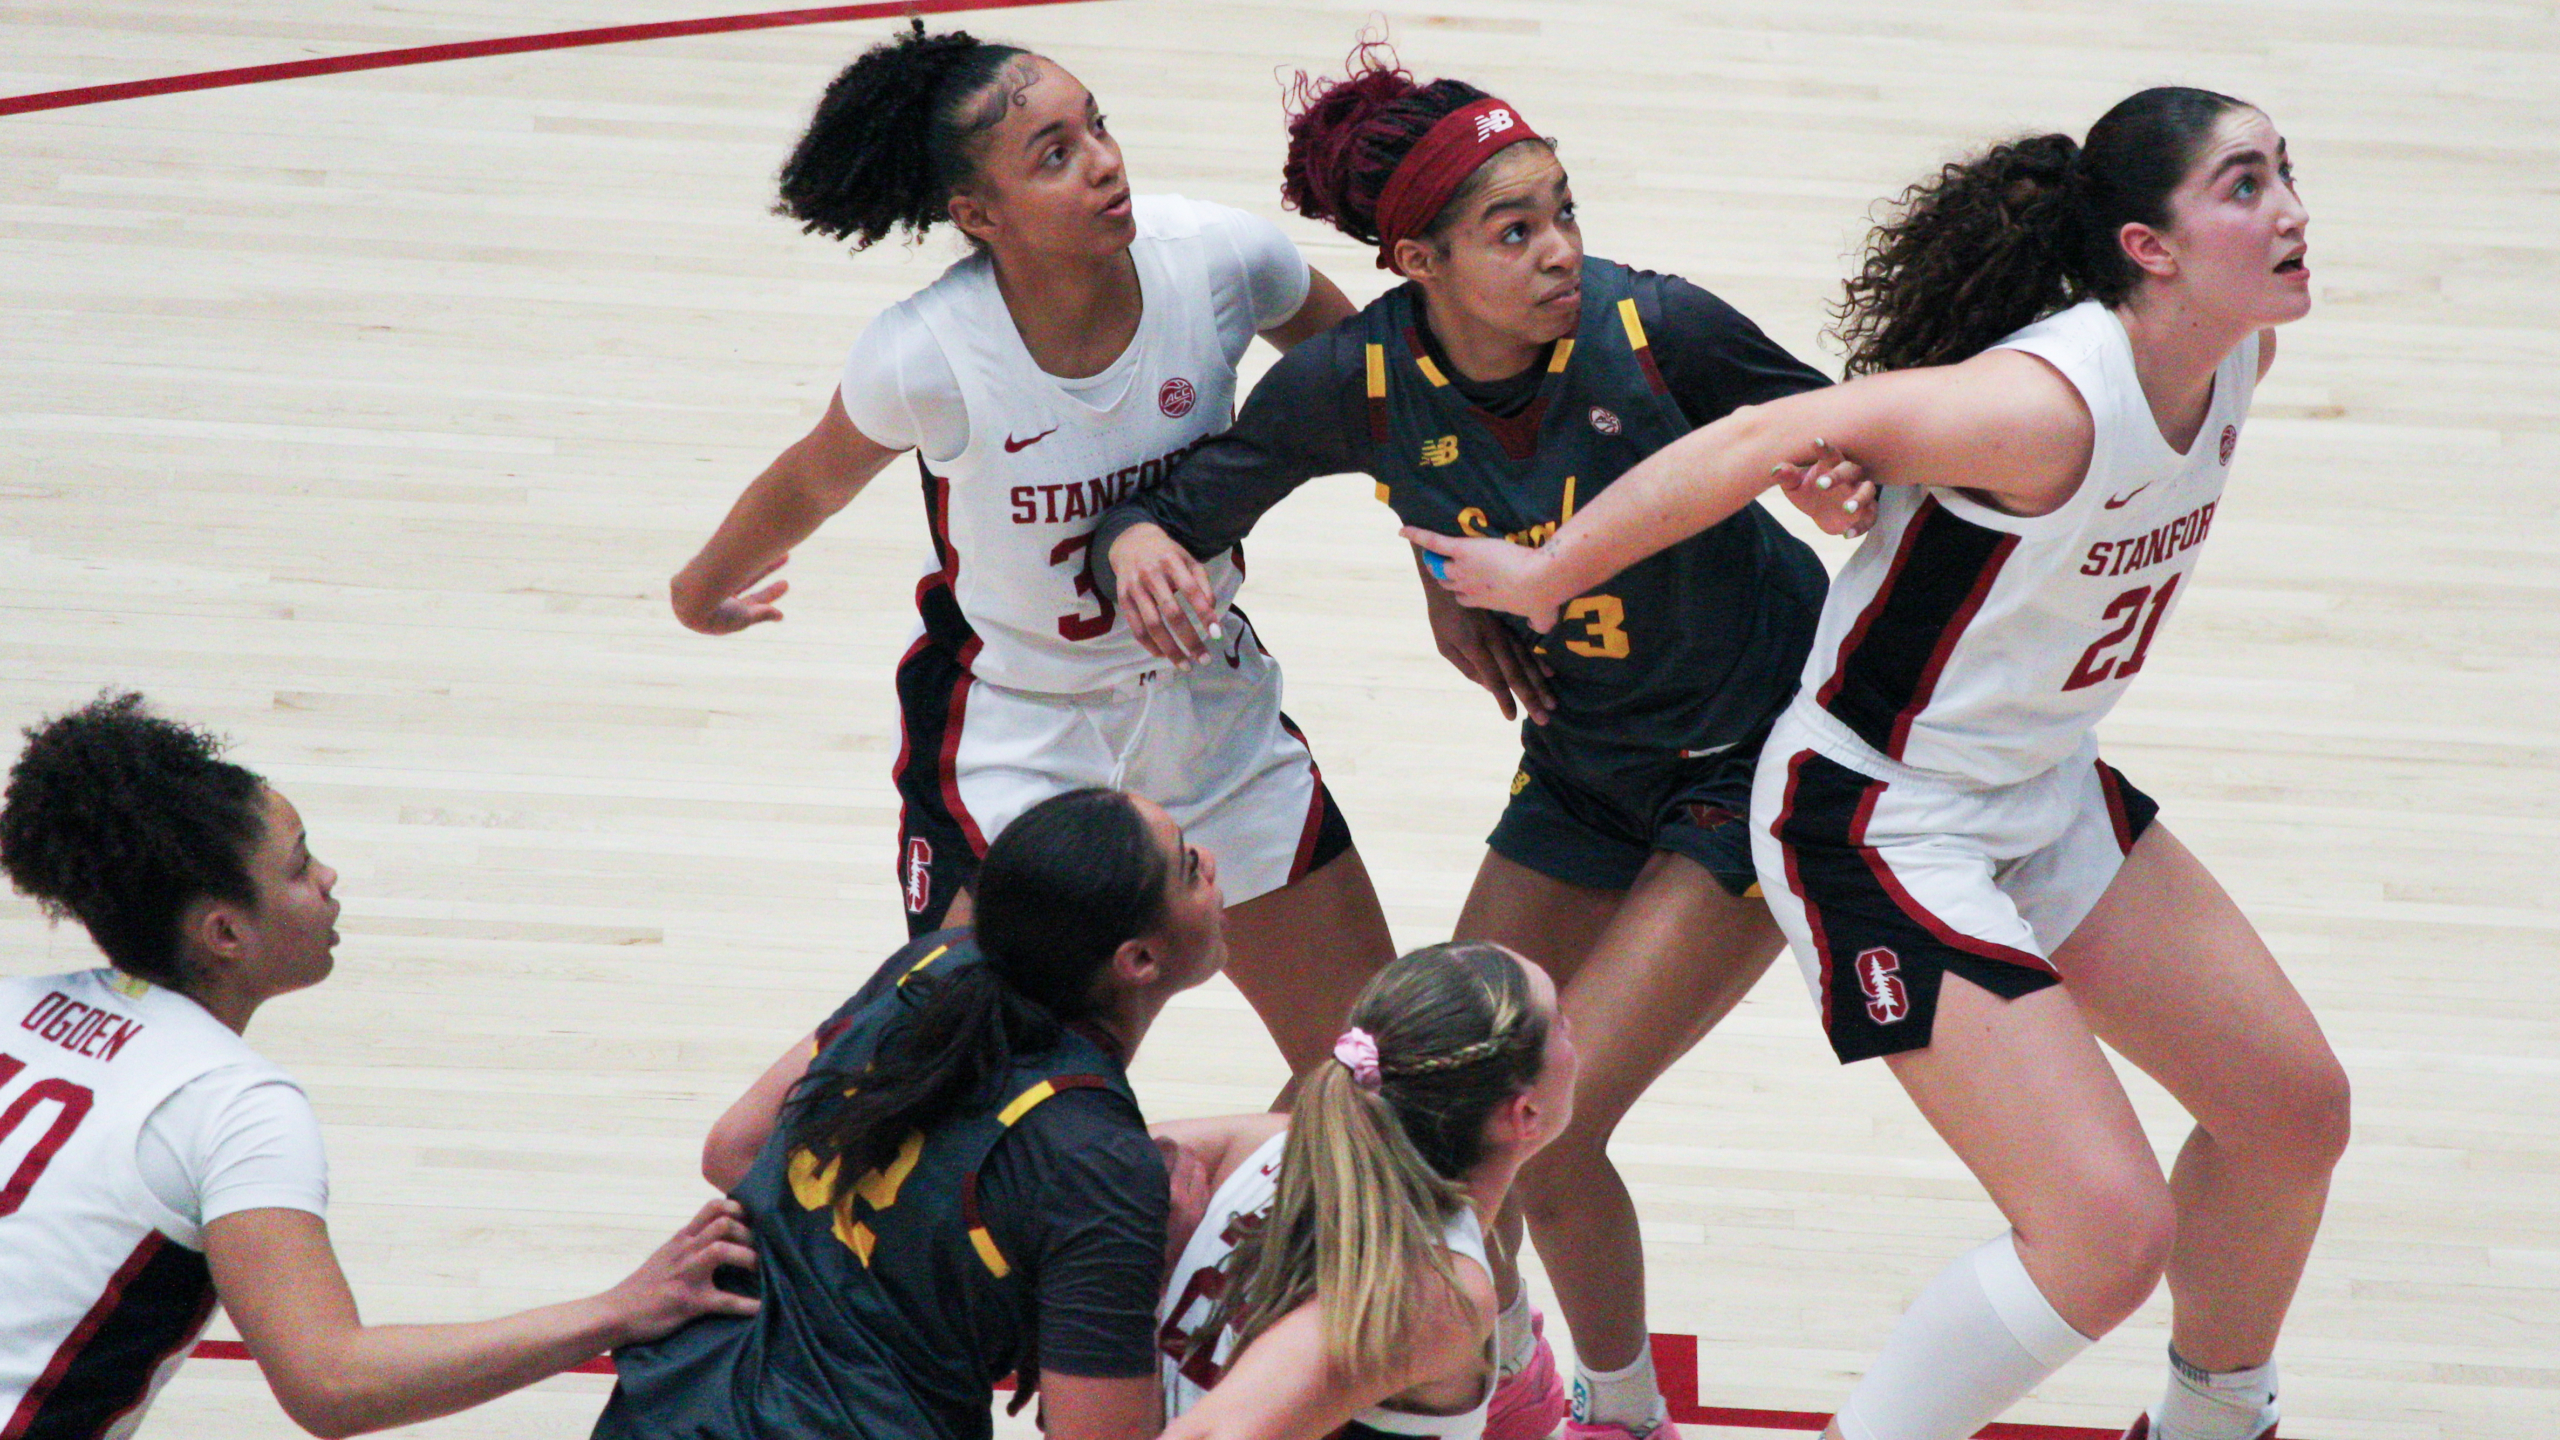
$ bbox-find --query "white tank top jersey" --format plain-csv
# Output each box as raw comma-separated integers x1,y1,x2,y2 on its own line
1158,1129,1495,1437
1797,300,2262,787
840,195,1311,694
0,969,309,1439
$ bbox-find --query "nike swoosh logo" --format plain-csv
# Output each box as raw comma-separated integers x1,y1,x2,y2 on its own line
1003,427,1059,453
2102,482,2154,510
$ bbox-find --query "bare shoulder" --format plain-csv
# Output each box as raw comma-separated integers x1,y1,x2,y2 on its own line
1149,1111,1287,1189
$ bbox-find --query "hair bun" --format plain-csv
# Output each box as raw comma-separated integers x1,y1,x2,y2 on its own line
1281,43,1420,229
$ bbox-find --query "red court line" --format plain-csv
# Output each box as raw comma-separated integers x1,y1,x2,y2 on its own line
0,0,1097,118
184,1332,2138,1436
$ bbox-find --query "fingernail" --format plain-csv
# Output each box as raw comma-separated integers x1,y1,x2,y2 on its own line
1844,497,1860,511
1815,475,1832,489
1815,436,1829,450
1208,622,1223,639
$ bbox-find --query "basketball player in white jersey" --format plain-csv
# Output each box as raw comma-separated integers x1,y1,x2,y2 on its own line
668,23,1394,1077
1154,942,1574,1440
1411,91,2345,1440
0,693,754,1438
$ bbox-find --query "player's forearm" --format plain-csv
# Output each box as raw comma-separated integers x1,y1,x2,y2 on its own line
1529,404,1788,607
262,1294,637,1439
671,453,850,620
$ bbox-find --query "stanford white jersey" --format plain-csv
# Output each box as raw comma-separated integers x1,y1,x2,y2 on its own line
1156,1129,1491,1436
882,196,1278,693
1798,301,2261,786
0,970,295,1439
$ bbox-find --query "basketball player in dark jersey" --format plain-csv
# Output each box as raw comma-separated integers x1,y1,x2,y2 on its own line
1092,52,1869,1440
594,788,1226,1440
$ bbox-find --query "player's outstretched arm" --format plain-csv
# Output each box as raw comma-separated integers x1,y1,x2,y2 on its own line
1404,352,2092,625
207,1200,757,1438
669,392,903,635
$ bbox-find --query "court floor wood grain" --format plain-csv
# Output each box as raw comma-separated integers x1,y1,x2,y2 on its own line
4,3,2555,1435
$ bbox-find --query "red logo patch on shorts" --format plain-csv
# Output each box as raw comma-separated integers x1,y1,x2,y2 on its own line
1159,377,1197,418
1680,800,1740,831
903,837,933,915
2218,424,2238,465
1857,947,1909,1025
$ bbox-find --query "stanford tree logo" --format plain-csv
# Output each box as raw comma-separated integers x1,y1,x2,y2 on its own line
1856,947,1910,1025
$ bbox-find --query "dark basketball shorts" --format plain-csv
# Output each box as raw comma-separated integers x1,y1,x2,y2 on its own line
1486,727,1769,898
891,622,1354,938
1747,709,2160,1064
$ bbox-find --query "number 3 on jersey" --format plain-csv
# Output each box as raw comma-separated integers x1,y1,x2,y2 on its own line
1048,533,1117,642
2064,574,2180,691
0,1052,96,1216
1563,594,1631,660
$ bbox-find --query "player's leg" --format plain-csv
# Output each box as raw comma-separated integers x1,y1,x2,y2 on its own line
1517,851,1782,1440
1218,842,1397,1075
1820,973,2172,1440
1152,623,1396,1078
1452,847,1623,1440
2053,823,2346,1439
1755,740,2168,1440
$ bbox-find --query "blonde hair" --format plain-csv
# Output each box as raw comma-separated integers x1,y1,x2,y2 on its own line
1213,942,1547,1383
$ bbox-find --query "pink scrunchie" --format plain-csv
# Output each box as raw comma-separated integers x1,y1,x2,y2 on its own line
1333,1027,1383,1091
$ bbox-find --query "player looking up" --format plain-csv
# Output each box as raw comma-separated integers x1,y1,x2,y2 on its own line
1411,89,2345,1440
1093,48,1868,1440
0,692,754,1439
599,786,1226,1440
666,23,1393,1077
1154,941,1576,1440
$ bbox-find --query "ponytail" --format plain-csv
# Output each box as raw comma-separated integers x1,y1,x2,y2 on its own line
1213,942,1547,1382
783,788,1167,1208
1833,86,2251,375
774,20,1031,250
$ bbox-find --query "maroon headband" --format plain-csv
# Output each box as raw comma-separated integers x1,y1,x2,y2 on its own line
1373,97,1539,271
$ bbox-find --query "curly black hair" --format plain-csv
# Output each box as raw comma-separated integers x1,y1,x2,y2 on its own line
774,20,1033,250
0,692,267,991
1832,86,2250,375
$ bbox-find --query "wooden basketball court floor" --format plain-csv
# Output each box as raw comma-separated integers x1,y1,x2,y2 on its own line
4,2,2555,1435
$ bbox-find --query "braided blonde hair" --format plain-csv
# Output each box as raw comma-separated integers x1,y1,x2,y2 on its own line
1210,942,1548,1383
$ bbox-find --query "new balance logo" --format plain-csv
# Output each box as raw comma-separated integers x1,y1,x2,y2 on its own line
1003,427,1058,453
1474,108,1517,142
1857,947,1909,1025
1421,435,1459,467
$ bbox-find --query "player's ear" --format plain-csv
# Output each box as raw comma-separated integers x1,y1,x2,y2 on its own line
1392,235,1443,282
1107,934,1162,990
949,188,997,246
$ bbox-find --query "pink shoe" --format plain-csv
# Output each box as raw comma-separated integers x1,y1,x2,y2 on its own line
1484,1311,1568,1440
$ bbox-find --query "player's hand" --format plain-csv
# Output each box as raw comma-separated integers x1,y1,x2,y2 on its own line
1421,568,1555,725
1771,437,1876,538
1402,529,1563,634
608,1198,760,1344
1108,523,1221,666
671,553,790,635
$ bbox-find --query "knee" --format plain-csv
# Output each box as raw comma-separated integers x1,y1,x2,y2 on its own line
2221,1046,2353,1177
2040,1167,2176,1329
1513,1136,1618,1226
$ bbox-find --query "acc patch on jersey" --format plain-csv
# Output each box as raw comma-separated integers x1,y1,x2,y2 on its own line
1159,377,1197,418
